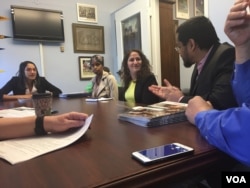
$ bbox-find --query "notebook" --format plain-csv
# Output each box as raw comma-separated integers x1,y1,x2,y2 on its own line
59,92,90,98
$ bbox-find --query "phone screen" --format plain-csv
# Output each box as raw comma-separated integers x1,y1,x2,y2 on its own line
132,143,194,164
140,143,190,159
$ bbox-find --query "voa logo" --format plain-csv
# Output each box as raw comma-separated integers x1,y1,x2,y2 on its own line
226,176,247,184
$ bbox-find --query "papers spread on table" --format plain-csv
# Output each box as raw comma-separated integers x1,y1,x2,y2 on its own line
118,101,187,127
85,97,113,102
0,107,35,117
0,112,93,165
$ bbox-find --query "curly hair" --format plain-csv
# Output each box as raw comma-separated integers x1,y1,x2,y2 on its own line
120,49,153,90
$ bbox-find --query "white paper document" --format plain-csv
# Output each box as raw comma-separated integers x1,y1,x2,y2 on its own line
0,107,35,117
0,114,93,165
85,97,113,102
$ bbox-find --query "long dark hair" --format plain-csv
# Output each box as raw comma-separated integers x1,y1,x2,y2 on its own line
121,49,153,90
16,61,40,87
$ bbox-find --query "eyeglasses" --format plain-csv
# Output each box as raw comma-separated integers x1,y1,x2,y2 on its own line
175,47,180,53
128,57,141,62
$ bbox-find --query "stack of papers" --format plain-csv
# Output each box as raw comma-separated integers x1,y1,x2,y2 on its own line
0,107,35,117
0,115,93,165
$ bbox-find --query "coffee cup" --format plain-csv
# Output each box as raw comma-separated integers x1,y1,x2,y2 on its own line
32,93,52,116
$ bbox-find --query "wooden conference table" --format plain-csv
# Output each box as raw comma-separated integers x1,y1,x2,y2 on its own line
0,98,234,188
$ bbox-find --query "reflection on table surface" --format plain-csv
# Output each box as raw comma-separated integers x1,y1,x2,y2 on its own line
0,98,234,188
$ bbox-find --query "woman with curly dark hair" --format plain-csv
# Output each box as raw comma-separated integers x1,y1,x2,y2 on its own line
0,61,62,101
120,49,159,105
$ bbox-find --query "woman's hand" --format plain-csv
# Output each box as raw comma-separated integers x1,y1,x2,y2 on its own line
44,112,89,133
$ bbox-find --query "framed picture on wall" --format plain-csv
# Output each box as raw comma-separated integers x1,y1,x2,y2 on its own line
72,23,105,53
194,0,204,16
194,0,208,16
121,12,141,56
175,0,190,20
115,1,153,72
78,56,95,80
76,3,98,23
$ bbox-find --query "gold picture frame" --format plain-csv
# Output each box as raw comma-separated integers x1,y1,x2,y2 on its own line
175,0,190,20
78,56,95,80
72,23,105,53
194,0,208,16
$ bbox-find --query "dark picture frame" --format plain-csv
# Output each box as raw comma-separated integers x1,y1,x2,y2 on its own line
78,56,95,80
72,23,105,53
76,3,98,23
121,12,141,56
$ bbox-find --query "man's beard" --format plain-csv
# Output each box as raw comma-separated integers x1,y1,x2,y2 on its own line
183,59,194,68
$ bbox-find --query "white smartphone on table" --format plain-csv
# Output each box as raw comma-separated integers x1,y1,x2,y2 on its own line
132,143,194,165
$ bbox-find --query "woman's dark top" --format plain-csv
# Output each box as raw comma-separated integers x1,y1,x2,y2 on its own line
0,76,62,100
121,74,160,105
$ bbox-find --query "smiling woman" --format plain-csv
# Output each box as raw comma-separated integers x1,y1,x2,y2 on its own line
0,61,62,101
119,49,160,105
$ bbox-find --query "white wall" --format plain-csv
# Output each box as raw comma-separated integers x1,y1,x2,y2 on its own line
112,0,235,90
113,0,161,83
0,0,236,92
0,0,131,93
209,0,235,43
